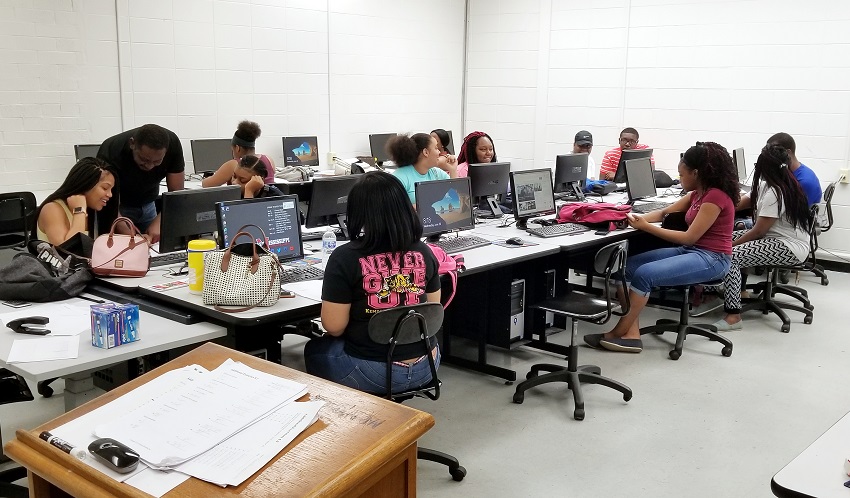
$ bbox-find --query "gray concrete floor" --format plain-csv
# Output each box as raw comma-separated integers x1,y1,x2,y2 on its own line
3,270,848,497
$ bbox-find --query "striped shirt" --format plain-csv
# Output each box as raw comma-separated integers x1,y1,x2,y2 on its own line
599,144,654,178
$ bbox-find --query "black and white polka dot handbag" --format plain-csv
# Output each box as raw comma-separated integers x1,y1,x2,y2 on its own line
202,226,281,312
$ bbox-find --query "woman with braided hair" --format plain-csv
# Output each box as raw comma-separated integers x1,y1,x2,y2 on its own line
456,131,497,178
712,144,812,331
584,142,739,353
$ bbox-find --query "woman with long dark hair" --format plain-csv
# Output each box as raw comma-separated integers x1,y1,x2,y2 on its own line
304,171,442,394
456,131,497,178
584,142,739,353
713,144,812,330
35,157,120,245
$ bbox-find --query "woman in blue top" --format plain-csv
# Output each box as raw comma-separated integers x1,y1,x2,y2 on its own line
390,133,457,203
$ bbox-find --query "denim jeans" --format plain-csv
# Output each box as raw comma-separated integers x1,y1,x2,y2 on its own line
120,202,156,233
625,246,731,296
304,335,440,395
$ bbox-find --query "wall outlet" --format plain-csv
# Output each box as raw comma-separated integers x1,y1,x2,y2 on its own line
841,169,850,184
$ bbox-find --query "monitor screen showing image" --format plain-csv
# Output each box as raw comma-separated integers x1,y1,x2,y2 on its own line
283,136,320,167
510,169,556,219
415,178,474,237
216,195,304,262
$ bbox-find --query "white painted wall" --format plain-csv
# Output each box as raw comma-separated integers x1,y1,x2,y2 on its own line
465,0,850,260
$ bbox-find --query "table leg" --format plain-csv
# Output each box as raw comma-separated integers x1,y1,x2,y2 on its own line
63,373,106,411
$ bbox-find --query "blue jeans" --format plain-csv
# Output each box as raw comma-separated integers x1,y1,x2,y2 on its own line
120,202,156,233
625,246,731,296
304,335,440,395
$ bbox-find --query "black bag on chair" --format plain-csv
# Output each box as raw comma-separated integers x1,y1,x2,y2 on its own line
0,251,92,302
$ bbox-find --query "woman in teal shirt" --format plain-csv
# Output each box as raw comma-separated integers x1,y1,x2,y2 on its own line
390,133,457,203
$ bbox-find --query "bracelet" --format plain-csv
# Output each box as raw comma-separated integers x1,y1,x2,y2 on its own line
72,211,87,216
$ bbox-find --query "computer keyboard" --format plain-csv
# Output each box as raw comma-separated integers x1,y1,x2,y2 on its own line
302,228,344,241
280,264,324,284
526,223,589,238
630,201,672,214
432,235,490,254
150,251,188,268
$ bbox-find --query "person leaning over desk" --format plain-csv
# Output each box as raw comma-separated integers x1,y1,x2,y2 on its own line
201,120,276,188
455,130,496,178
97,124,185,242
34,157,119,246
584,142,739,354
598,127,654,181
229,154,284,199
390,133,457,204
304,171,442,394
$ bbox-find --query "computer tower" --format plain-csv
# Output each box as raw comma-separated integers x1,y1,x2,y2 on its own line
509,279,525,341
544,269,556,327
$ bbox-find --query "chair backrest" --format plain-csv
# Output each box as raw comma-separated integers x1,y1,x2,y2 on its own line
0,192,36,248
367,302,444,401
593,239,630,318
820,182,836,233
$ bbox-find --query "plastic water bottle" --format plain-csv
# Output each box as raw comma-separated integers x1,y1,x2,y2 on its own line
321,227,337,257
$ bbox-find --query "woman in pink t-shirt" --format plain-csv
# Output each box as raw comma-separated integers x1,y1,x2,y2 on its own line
201,120,276,187
456,131,497,178
584,142,739,353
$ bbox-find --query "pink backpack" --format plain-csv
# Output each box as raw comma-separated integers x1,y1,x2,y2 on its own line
557,202,631,231
426,244,465,309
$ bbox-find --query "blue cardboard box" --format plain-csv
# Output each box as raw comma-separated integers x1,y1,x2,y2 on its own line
90,304,140,349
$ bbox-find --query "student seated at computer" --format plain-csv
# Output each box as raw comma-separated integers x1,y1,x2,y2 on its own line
304,172,441,394
584,142,738,353
390,133,457,203
710,145,812,331
430,128,458,171
35,157,120,245
572,130,596,172
598,127,654,181
230,155,284,199
201,120,276,188
456,131,497,178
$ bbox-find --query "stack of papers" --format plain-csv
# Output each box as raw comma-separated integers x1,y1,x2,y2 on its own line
52,360,324,495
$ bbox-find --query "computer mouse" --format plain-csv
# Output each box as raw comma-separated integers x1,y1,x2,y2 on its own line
88,438,140,473
506,237,524,246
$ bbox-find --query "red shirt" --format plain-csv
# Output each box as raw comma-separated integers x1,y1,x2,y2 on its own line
684,188,734,255
599,144,654,178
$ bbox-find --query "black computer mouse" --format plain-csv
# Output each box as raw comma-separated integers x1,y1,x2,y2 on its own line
88,438,140,473
506,237,524,246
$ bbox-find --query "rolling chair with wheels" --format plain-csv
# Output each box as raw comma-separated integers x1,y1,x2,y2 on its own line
807,181,834,286
0,368,35,498
512,240,633,421
367,302,466,482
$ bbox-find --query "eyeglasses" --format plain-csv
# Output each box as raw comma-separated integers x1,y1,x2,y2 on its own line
619,137,637,145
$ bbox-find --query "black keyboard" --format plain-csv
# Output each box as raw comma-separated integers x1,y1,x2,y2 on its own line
631,201,672,214
302,228,343,241
280,265,324,284
433,235,490,254
526,223,589,238
150,251,187,267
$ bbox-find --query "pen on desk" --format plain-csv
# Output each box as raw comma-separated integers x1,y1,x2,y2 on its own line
39,431,87,460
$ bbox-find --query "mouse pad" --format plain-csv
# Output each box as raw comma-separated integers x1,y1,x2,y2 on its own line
492,240,539,248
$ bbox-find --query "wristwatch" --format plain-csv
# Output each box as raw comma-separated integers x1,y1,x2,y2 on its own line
72,206,85,215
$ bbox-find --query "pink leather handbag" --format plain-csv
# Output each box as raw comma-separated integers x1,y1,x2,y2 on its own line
90,217,150,277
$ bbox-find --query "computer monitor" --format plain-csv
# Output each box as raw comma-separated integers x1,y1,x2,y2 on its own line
554,153,588,201
509,169,557,229
733,147,748,185
624,157,657,203
215,195,304,262
190,139,233,176
614,148,654,183
442,130,455,155
369,133,397,164
468,162,511,217
282,136,319,167
159,185,241,253
74,144,100,161
415,177,475,240
304,176,358,239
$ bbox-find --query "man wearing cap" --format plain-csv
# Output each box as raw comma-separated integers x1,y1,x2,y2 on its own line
97,124,185,242
572,130,596,173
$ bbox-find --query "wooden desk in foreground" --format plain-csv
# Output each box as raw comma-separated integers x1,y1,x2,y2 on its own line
4,343,435,498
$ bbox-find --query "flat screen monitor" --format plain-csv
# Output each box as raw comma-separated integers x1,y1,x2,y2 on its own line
304,176,358,239
159,185,241,253
74,144,100,161
282,136,319,167
415,177,474,238
190,139,232,176
468,162,511,217
733,147,748,185
624,157,657,203
614,148,653,183
554,153,588,201
441,130,455,155
369,133,397,164
509,169,556,229
215,195,304,262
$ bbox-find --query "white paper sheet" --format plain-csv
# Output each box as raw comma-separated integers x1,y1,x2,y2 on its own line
125,467,191,498
0,301,92,336
280,280,323,302
95,360,308,468
6,335,79,363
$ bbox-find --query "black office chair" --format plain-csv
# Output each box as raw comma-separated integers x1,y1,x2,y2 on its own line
0,369,35,498
0,192,36,250
807,182,834,286
741,205,818,333
367,302,466,482
512,240,633,421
